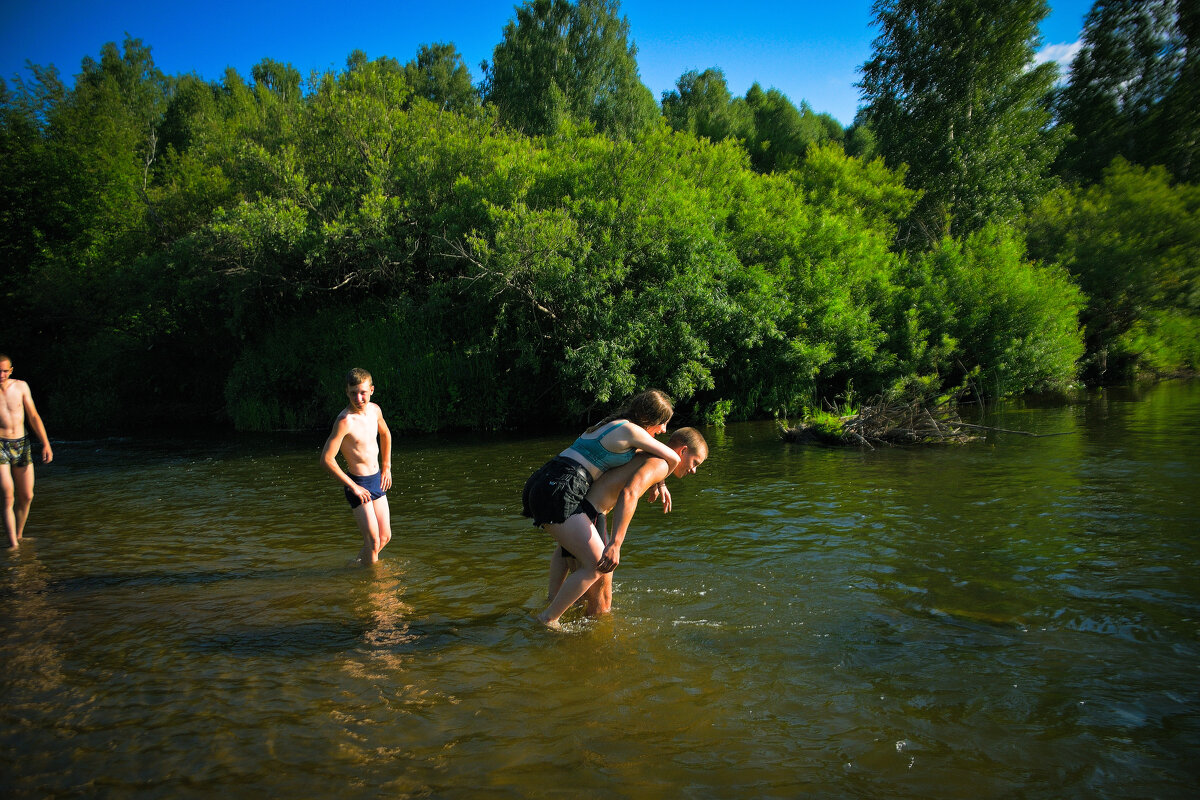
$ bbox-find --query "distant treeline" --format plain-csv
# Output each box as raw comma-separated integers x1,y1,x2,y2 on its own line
1,0,1197,434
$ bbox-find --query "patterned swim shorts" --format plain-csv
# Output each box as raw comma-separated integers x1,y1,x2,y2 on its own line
0,436,32,467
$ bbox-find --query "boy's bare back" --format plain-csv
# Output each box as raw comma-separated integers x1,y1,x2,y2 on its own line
585,454,670,514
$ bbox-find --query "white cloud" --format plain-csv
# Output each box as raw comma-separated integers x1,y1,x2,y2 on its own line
1035,40,1082,68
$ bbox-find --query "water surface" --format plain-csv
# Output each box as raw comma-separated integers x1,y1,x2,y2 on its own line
3,382,1199,798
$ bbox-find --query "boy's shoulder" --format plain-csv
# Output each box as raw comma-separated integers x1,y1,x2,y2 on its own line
633,450,672,476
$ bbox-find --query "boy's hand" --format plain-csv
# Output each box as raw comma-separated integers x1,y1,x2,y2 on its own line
650,481,671,513
380,467,392,491
352,484,373,505
597,543,621,573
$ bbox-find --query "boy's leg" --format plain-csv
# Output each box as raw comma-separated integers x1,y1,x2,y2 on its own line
12,465,33,540
584,572,613,616
352,501,383,564
1,464,16,548
371,495,392,555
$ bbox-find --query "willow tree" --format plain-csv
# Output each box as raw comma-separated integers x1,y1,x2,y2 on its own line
858,0,1065,246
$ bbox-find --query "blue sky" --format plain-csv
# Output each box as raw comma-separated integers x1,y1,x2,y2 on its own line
1,0,1094,125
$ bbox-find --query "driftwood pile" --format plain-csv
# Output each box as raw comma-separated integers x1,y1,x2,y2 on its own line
780,395,981,449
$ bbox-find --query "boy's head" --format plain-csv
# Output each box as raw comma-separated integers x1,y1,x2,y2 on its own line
344,367,374,411
346,367,372,387
0,355,11,381
667,427,708,478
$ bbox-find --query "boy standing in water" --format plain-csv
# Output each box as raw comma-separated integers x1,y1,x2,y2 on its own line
1,354,53,550
545,427,708,621
320,368,393,565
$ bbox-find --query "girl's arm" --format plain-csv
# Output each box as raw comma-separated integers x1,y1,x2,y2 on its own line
607,423,681,472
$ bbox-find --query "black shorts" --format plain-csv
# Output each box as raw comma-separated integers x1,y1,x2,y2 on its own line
521,457,592,527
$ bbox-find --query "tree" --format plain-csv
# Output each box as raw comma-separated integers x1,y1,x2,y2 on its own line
858,0,1065,246
483,0,657,138
1025,158,1200,379
1054,0,1195,183
661,68,746,142
403,42,479,113
738,84,842,173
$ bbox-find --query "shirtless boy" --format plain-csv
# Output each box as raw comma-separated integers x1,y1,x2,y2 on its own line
546,427,707,618
1,354,53,550
320,368,393,565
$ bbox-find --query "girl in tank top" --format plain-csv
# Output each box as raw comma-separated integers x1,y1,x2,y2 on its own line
521,390,680,627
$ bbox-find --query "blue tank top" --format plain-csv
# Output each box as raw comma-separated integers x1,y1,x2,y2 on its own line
569,420,636,472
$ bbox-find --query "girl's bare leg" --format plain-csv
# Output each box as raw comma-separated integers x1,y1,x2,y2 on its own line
537,514,604,626
547,548,569,602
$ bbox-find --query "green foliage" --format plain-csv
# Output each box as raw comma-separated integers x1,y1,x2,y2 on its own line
1025,158,1200,379
661,68,745,143
859,0,1066,246
738,84,844,173
889,225,1085,396
483,0,657,139
802,408,847,438
1,26,1130,435
1054,0,1195,183
402,43,480,113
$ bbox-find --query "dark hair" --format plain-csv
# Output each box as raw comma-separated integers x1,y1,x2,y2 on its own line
587,389,673,432
668,426,708,455
346,367,373,386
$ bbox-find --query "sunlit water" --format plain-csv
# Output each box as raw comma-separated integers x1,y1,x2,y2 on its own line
3,382,1199,798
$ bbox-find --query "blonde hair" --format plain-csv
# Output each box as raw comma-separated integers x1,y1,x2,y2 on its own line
587,389,673,432
668,426,708,456
346,367,373,386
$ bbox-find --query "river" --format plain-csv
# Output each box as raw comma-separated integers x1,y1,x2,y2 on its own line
3,381,1198,798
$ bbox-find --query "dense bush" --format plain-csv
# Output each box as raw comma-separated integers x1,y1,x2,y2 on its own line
0,38,1096,434
1025,159,1200,381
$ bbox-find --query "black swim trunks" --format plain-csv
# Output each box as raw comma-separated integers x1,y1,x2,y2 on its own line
0,436,32,468
522,456,592,527
344,471,386,509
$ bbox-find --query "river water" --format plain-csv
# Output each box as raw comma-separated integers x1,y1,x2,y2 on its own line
3,381,1198,798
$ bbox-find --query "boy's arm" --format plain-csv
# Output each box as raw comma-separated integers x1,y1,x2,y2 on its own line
320,418,372,505
376,405,392,491
596,457,671,573
22,384,52,463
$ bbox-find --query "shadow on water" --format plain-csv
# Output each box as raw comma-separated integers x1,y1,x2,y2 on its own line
38,565,339,594
183,609,533,658
186,619,371,657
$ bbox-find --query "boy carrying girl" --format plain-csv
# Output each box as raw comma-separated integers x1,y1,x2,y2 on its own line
547,426,708,619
